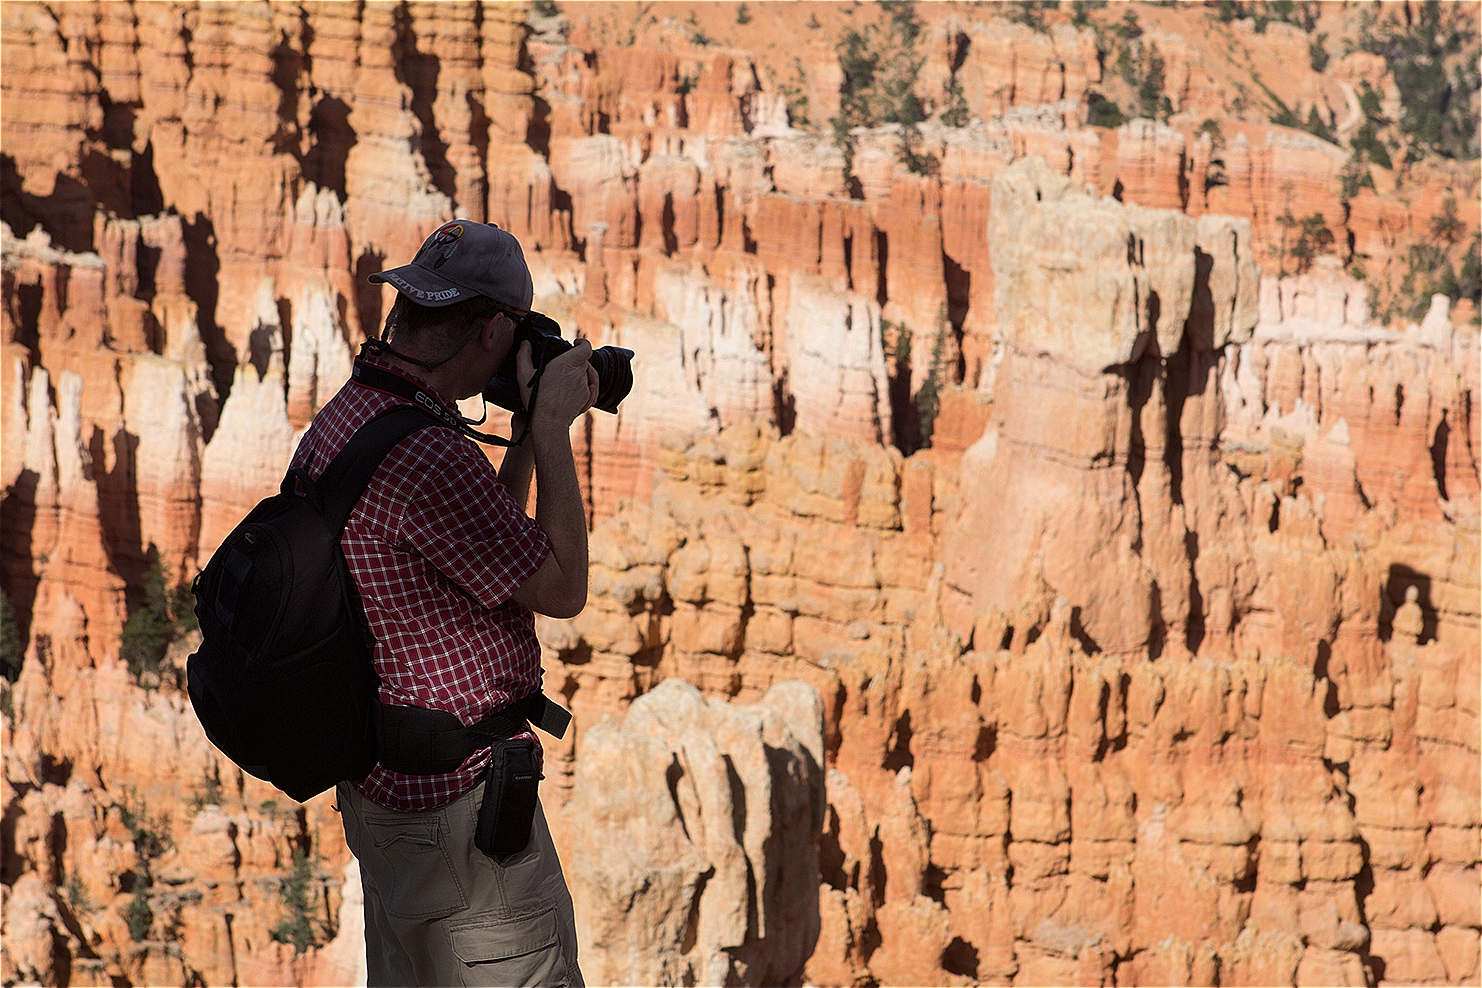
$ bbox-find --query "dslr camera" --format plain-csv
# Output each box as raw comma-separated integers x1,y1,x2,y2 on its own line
484,310,633,415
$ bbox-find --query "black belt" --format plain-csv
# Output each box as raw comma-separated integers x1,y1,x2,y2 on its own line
375,694,571,775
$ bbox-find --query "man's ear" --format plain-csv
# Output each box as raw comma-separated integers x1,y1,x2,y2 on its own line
478,312,511,352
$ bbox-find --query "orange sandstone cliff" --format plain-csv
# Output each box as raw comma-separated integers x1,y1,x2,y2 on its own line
2,2,1478,986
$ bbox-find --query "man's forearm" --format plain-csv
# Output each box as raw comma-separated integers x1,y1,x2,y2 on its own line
530,423,588,612
498,424,535,511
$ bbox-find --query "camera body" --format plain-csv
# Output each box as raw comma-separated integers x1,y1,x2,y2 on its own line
483,310,633,415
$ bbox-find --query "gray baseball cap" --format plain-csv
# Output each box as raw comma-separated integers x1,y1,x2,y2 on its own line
370,220,534,311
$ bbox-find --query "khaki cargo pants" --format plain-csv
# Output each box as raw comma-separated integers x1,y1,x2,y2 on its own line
338,781,583,987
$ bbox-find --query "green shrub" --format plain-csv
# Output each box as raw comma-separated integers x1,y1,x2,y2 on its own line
1399,243,1454,321
115,786,167,943
1070,1,1107,28
779,58,812,129
1198,119,1229,187
119,559,195,685
885,318,952,453
119,610,169,681
1087,92,1126,128
1114,40,1139,88
1256,73,1336,145
1357,231,1479,327
1290,213,1334,272
64,871,92,913
914,325,950,450
1398,235,1481,320
831,0,931,179
271,847,324,955
188,772,224,814
1115,9,1143,41
1460,236,1482,309
1430,197,1465,245
898,127,934,176
1268,103,1298,129
1337,153,1376,201
1350,121,1393,171
115,787,172,863
1303,106,1336,144
1254,73,1299,128
125,890,154,942
1259,0,1319,32
1357,80,1383,120
1359,0,1480,160
1106,17,1169,121
1197,118,1225,150
0,590,21,682
1217,1,1319,33
940,75,970,128
1308,33,1330,72
1136,43,1168,120
171,579,197,633
1005,1,1057,33
1272,210,1334,275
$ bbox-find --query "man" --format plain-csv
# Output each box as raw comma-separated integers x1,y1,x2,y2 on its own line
289,220,594,987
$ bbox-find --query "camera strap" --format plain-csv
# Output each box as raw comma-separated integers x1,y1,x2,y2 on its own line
352,348,533,448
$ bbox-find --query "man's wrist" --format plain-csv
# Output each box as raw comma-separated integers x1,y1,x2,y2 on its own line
529,416,574,446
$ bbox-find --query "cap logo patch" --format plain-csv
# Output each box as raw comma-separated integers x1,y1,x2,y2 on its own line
425,222,464,269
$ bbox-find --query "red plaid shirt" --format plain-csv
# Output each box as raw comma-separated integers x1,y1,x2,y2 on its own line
290,354,551,811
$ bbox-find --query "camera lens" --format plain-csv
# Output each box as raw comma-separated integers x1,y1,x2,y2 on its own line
483,333,633,416
590,347,634,414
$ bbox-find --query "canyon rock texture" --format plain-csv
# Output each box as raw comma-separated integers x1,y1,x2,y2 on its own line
2,2,1479,986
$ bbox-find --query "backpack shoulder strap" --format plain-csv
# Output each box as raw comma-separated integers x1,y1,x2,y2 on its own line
316,405,446,536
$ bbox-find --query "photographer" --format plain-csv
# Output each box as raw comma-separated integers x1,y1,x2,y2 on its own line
289,221,592,987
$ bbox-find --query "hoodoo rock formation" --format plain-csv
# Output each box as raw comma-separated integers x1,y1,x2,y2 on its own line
2,2,1478,986
569,679,825,987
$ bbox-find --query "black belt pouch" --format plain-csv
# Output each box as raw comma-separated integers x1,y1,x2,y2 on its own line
475,737,540,859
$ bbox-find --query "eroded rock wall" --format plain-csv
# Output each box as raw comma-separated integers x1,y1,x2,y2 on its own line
536,254,1479,983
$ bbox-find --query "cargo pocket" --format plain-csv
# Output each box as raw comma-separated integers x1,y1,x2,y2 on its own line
449,907,568,988
361,814,467,921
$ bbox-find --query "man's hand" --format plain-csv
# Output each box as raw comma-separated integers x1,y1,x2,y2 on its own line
509,338,597,619
518,339,599,430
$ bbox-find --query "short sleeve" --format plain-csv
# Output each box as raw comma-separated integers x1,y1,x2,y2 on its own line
393,441,551,608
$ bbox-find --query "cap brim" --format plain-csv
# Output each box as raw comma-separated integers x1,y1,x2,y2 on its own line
368,264,473,306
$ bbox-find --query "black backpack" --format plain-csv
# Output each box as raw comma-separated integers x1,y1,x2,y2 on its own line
186,405,442,802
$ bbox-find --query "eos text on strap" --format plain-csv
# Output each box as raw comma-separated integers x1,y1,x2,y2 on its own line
353,347,522,448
